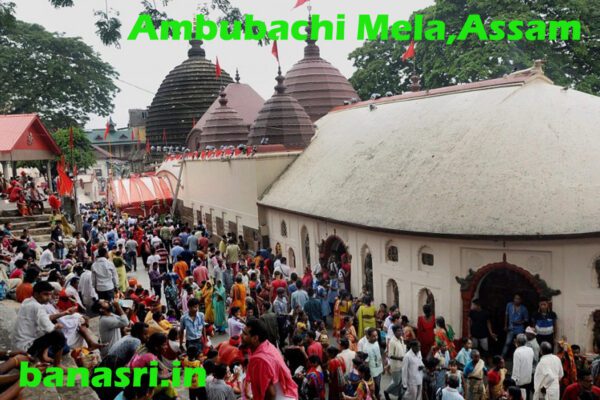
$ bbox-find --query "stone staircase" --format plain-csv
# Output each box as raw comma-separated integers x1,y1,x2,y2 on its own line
0,210,54,245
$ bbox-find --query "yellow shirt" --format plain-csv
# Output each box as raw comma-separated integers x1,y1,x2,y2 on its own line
183,358,202,388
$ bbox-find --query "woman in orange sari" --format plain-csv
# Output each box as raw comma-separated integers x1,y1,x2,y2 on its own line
343,316,358,352
433,316,457,358
230,275,247,316
202,281,215,324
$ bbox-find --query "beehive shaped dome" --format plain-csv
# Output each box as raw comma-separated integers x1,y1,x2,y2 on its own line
146,39,233,146
285,20,358,122
199,89,249,149
247,68,315,148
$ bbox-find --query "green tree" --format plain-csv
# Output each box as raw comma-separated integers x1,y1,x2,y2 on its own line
0,19,119,131
348,0,599,99
52,128,96,170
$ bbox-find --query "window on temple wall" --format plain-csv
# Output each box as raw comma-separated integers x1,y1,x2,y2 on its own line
386,243,399,262
281,220,287,237
420,246,434,266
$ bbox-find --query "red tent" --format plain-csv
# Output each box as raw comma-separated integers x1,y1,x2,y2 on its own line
109,176,173,216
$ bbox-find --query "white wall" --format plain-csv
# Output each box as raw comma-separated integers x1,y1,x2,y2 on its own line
262,207,600,353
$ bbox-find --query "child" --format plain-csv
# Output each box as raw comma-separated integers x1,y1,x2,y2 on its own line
455,338,472,368
182,346,206,400
446,359,464,395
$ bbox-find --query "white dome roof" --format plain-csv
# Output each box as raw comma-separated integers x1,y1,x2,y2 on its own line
259,71,600,237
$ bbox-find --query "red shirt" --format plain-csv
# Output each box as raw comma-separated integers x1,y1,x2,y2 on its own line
217,342,244,367
248,340,298,400
9,268,23,279
307,341,323,362
271,279,287,301
198,237,209,251
562,383,600,400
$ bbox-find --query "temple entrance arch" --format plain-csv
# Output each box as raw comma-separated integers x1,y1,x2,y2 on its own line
456,258,561,356
322,235,348,263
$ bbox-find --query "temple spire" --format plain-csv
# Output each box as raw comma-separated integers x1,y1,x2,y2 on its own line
274,66,286,94
304,13,320,58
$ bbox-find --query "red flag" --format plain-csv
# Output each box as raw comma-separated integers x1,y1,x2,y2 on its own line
215,57,222,78
293,0,310,8
162,129,167,145
57,156,73,196
146,140,151,154
103,120,110,140
271,41,279,63
402,40,415,61
68,127,74,150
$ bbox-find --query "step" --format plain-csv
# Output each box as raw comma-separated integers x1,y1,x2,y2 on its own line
0,214,53,224
10,220,51,230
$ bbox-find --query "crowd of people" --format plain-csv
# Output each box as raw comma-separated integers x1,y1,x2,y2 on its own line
0,199,598,400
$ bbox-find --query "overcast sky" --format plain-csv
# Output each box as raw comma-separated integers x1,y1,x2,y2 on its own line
15,0,433,129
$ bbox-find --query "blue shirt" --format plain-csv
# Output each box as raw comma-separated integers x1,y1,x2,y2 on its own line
506,302,529,333
170,245,184,262
180,312,205,341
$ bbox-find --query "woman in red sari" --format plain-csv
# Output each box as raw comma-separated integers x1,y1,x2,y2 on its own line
417,304,436,358
327,346,346,400
343,316,359,352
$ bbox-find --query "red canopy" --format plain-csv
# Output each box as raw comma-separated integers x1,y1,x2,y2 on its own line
109,176,173,216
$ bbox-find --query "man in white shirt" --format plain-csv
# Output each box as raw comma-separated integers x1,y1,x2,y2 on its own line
402,340,424,400
39,242,56,269
385,325,406,400
533,342,563,400
513,333,535,400
274,257,291,280
339,337,356,376
12,281,67,366
146,247,161,270
91,247,118,301
364,327,384,398
79,263,97,312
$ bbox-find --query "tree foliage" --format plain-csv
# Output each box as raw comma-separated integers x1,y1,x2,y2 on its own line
0,0,250,48
348,0,600,100
52,128,96,170
0,19,119,131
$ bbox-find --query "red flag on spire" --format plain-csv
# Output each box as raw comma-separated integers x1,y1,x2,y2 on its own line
401,40,415,61
162,129,167,145
103,120,110,140
68,127,74,149
271,40,279,63
215,57,222,78
293,0,310,8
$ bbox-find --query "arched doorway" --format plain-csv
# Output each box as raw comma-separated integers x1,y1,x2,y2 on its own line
301,226,311,267
288,247,296,271
418,288,435,316
477,269,539,355
322,235,348,263
387,279,399,307
362,247,374,298
456,259,561,356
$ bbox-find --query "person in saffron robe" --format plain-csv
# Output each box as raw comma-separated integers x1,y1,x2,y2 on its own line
557,338,578,393
417,303,436,358
356,296,376,342
173,259,188,289
434,316,457,358
202,281,215,324
212,280,227,333
230,275,247,316
464,349,488,400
